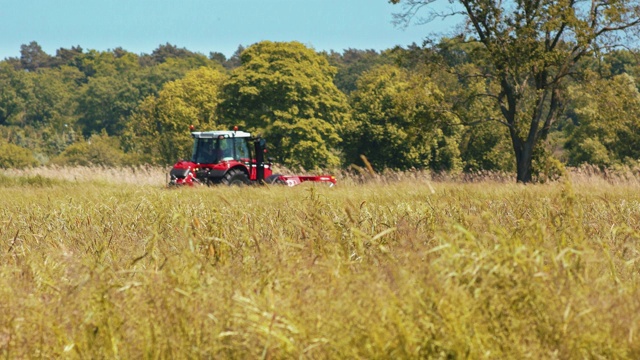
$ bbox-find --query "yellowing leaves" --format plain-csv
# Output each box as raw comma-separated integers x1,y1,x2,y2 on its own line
127,67,228,164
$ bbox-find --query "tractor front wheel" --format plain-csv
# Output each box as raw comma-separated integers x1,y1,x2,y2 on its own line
221,169,250,186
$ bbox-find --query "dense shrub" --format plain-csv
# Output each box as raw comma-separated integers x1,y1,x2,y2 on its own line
0,140,39,169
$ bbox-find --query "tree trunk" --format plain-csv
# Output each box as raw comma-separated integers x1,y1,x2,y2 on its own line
515,144,533,183
509,121,534,184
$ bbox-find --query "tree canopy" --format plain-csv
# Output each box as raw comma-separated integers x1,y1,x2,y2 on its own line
127,67,228,164
565,72,640,167
219,41,349,169
344,64,462,172
0,38,639,178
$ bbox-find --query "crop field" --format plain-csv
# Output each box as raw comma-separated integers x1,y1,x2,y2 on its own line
1,167,639,359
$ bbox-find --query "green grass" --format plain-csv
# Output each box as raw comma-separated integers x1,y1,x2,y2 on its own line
0,177,639,358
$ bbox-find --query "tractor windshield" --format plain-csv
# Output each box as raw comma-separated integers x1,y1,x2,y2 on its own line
191,136,250,164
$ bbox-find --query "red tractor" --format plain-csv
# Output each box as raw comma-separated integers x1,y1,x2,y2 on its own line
168,128,337,187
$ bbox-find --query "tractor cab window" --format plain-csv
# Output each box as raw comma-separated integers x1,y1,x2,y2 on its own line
234,138,250,161
217,137,234,161
192,136,251,164
192,138,216,164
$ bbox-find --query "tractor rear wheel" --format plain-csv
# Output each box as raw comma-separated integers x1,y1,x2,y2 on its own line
221,169,250,186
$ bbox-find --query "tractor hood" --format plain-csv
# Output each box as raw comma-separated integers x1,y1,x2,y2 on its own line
171,159,196,169
170,160,196,179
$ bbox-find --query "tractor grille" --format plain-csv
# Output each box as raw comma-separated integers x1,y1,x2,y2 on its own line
170,168,189,179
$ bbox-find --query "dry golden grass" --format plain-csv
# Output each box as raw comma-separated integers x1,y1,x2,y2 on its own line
0,167,639,358
2,165,169,186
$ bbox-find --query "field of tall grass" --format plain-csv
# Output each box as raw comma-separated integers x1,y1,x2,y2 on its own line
1,166,639,358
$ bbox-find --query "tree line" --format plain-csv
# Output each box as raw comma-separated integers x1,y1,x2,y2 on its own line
1,38,639,181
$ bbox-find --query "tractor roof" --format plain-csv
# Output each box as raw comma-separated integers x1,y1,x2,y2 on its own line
191,130,252,139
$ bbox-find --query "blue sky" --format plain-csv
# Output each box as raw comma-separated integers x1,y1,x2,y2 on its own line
0,0,458,60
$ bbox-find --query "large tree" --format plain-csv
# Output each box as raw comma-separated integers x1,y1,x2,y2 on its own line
19,41,52,71
344,64,462,171
219,41,349,170
390,0,640,182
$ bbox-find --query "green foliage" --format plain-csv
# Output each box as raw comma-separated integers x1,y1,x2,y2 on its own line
19,41,52,71
0,63,26,126
570,137,612,167
127,67,228,164
431,57,514,172
3,39,640,175
76,75,141,136
145,43,210,66
0,64,78,128
344,64,462,171
28,68,79,127
326,48,395,94
73,49,214,137
566,73,640,167
3,45,222,153
531,146,566,183
0,124,78,164
219,41,348,169
601,49,640,78
75,49,133,78
51,132,131,167
461,121,515,171
0,139,38,169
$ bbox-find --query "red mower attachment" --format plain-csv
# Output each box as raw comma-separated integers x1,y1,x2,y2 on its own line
267,175,337,187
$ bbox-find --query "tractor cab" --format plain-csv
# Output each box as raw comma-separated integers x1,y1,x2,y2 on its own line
191,130,252,165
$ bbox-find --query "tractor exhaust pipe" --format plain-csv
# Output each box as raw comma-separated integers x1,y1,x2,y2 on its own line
254,137,266,184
